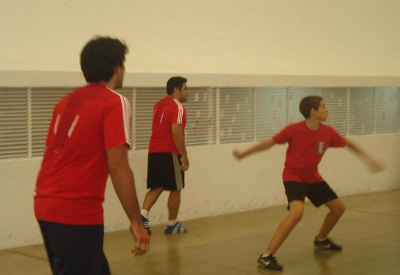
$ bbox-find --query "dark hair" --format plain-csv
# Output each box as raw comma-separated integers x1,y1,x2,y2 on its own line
80,36,128,83
166,76,187,95
299,96,323,119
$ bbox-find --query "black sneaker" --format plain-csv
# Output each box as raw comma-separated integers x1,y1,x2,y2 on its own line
258,254,283,271
314,237,342,250
141,215,152,235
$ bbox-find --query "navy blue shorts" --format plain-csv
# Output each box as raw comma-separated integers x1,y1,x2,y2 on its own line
38,220,110,275
284,181,338,208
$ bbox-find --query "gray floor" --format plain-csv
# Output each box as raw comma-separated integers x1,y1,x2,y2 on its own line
1,189,400,275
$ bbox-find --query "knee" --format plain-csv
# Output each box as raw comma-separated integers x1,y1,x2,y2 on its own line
151,187,164,195
338,203,346,216
169,190,181,199
289,210,304,224
332,202,346,217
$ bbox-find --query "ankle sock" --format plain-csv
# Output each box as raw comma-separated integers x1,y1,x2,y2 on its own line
167,220,177,226
316,237,327,242
141,209,149,218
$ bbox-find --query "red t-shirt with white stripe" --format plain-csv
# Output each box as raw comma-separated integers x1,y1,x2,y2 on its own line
272,121,347,184
34,83,131,225
148,96,186,154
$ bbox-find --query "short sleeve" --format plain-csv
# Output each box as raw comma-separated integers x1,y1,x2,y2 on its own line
273,125,291,144
170,99,185,125
103,95,131,149
328,126,347,148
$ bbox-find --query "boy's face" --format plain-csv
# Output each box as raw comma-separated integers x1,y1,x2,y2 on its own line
312,100,328,121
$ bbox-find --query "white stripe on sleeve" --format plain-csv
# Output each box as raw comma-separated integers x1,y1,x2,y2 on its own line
174,98,184,125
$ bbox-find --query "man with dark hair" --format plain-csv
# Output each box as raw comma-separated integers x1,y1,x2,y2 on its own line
141,76,190,235
233,95,383,271
34,36,150,275
80,36,128,83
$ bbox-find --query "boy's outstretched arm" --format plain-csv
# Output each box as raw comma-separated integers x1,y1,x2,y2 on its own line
345,138,385,172
233,139,275,160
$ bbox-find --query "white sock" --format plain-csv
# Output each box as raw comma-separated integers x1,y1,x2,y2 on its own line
262,254,270,258
168,220,177,226
141,209,149,218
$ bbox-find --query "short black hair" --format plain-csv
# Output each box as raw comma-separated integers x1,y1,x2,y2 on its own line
166,76,187,95
80,36,128,83
299,96,323,119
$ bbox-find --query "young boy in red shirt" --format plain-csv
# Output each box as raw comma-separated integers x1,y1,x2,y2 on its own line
233,96,383,271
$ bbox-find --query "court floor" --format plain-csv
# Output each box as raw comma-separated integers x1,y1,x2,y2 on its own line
1,189,399,275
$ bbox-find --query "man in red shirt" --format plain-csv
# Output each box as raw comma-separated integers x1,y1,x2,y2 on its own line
140,76,189,235
233,96,383,271
34,36,150,275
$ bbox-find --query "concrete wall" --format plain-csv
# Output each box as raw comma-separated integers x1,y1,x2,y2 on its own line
1,133,399,249
0,0,399,250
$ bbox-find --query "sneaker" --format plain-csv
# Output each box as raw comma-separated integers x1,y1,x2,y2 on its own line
258,254,283,271
141,215,151,235
314,237,342,250
164,222,188,234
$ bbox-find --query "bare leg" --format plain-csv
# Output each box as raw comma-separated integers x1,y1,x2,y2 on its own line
264,200,304,255
316,198,345,239
142,187,164,211
167,190,181,220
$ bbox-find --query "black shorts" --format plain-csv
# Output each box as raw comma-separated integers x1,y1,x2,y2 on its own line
284,181,338,208
38,220,110,275
147,153,185,190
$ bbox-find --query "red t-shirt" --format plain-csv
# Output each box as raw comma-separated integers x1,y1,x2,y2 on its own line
272,121,347,183
34,84,131,225
148,96,186,154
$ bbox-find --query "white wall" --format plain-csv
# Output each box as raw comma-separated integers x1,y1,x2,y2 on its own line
0,134,399,250
0,0,399,250
1,0,400,76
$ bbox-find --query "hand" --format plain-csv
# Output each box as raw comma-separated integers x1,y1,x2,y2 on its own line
232,149,244,160
180,156,189,171
367,159,385,172
130,225,150,256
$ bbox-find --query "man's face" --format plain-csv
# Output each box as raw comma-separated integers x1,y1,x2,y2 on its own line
313,100,328,121
114,64,125,89
177,83,189,103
